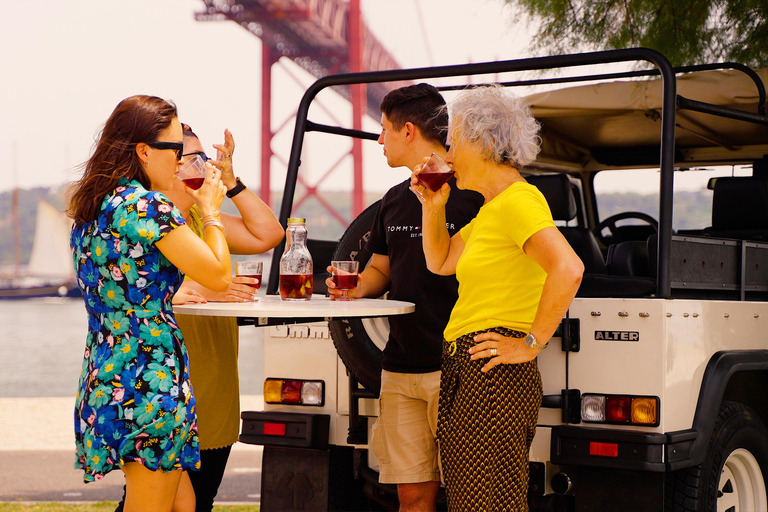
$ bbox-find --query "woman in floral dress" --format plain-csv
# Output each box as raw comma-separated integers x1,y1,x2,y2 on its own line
67,95,232,512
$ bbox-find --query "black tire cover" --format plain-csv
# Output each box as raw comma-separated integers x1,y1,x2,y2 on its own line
328,201,387,394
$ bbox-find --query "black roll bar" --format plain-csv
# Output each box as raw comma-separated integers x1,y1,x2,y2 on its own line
677,96,768,125
306,120,379,141
437,62,765,117
267,48,681,296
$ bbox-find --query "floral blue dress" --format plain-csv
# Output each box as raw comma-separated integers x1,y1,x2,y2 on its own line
71,178,200,482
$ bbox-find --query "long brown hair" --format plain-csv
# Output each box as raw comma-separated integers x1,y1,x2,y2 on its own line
67,95,178,223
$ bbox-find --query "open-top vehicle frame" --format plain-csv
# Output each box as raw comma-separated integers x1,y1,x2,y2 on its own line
243,48,768,511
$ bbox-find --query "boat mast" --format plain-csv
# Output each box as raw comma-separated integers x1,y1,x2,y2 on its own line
12,142,21,276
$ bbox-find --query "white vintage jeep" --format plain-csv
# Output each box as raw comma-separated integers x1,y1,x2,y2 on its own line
239,49,768,511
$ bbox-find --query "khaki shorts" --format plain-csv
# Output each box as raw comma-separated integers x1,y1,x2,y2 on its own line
371,369,441,484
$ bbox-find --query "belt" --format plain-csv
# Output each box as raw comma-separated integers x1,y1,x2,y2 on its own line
444,326,526,358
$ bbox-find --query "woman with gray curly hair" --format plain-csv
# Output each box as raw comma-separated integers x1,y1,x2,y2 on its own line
411,85,584,511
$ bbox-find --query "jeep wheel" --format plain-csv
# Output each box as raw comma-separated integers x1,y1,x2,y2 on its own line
665,401,768,512
328,201,387,394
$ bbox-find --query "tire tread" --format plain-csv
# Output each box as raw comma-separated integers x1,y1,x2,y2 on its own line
664,401,768,511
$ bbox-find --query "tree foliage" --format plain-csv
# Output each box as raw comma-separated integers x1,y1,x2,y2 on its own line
509,0,768,67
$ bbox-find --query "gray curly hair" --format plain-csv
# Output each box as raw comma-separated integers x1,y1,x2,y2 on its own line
447,85,541,169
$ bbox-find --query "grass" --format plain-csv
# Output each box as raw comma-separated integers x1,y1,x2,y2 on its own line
0,504,258,512
0,506,117,512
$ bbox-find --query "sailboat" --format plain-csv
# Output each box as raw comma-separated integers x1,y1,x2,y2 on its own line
0,199,78,299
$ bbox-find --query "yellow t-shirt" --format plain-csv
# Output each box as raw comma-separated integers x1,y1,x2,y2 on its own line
443,182,556,341
176,205,241,450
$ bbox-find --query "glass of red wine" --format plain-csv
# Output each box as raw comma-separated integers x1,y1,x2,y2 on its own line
331,260,359,301
418,152,454,192
177,154,207,190
235,261,263,302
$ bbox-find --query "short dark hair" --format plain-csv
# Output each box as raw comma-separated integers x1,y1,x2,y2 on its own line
379,83,447,147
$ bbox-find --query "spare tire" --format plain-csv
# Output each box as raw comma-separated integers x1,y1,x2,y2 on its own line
328,201,388,394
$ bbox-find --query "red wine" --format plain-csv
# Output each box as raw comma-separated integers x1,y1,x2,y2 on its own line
333,274,357,290
238,274,262,290
182,177,204,190
418,170,454,192
280,274,313,300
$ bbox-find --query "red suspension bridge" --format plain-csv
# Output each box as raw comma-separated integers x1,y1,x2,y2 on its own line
195,0,405,223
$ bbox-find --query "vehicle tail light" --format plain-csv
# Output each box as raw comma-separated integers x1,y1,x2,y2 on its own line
581,395,606,422
581,394,659,426
606,396,631,423
263,379,282,403
631,397,658,425
263,378,325,406
282,380,302,404
301,381,323,405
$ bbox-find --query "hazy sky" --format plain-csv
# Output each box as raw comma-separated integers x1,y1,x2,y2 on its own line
0,0,533,196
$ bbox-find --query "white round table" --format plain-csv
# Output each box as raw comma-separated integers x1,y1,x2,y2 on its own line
173,295,414,325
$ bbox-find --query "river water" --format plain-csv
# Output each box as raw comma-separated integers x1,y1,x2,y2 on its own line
0,298,265,399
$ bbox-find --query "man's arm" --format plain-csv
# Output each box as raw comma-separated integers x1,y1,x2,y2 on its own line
326,253,391,300
357,253,391,297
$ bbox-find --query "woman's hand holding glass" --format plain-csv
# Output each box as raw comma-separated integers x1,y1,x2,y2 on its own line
410,156,451,208
186,162,226,215
234,261,262,302
198,277,260,303
171,278,262,304
223,276,261,302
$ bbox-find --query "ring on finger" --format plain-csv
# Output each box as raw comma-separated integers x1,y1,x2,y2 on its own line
490,347,498,357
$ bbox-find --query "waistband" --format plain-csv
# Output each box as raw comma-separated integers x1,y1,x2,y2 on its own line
444,326,526,357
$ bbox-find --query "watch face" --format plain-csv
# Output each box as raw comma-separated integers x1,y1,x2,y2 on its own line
526,333,545,349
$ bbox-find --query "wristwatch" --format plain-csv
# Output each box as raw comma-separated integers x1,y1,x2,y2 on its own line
226,178,246,198
524,332,548,350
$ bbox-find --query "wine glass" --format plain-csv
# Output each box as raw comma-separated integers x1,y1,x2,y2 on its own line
235,261,263,302
331,260,359,301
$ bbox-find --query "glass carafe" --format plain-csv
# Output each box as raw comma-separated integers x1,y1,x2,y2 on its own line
279,218,313,301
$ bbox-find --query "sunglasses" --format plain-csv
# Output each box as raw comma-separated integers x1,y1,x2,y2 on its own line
147,141,184,161
182,151,211,162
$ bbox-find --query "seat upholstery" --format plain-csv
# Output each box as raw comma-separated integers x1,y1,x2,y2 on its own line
528,173,577,221
527,173,656,297
526,174,607,274
559,229,608,274
606,241,651,277
706,177,768,241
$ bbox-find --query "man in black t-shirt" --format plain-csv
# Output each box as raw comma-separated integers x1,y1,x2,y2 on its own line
327,84,483,511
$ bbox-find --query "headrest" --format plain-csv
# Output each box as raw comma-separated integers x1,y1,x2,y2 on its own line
526,174,578,221
711,177,768,230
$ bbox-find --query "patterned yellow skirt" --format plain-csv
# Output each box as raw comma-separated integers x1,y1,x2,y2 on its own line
437,327,543,512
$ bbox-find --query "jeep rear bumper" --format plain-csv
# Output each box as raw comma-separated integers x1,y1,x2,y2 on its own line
550,425,666,472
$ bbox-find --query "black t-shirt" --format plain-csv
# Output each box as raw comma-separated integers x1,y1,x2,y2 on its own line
367,178,484,373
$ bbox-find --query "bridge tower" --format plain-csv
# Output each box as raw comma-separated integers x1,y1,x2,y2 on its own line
195,0,402,222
